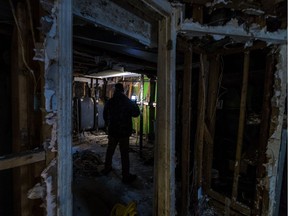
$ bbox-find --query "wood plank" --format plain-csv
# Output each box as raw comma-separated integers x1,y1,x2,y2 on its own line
204,55,220,189
73,0,153,46
153,8,178,216
208,189,251,216
0,150,45,171
232,51,250,202
195,53,208,187
192,4,204,24
180,22,286,44
57,0,73,215
274,129,287,216
148,77,156,141
180,44,192,216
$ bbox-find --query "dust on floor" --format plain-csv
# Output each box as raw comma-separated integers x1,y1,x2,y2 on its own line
72,132,154,216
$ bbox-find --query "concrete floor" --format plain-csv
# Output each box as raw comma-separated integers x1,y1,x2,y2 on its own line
72,132,154,216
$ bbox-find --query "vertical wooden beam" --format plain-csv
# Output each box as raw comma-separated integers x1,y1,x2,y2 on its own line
192,4,204,24
274,129,287,216
194,54,208,192
140,74,144,157
232,51,250,202
148,77,156,141
153,7,178,216
181,44,192,216
56,0,73,215
204,55,220,190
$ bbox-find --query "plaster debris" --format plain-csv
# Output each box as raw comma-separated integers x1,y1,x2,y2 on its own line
27,183,45,199
242,8,265,15
206,0,231,7
41,159,57,216
45,113,58,152
181,18,286,44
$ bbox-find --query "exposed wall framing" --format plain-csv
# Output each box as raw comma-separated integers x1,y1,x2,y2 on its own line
153,9,177,216
197,45,287,215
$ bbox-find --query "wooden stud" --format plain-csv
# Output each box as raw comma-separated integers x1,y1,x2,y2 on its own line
192,4,204,24
231,51,250,202
180,44,192,216
148,77,156,141
203,55,220,190
208,189,251,216
153,8,177,216
56,0,73,215
195,53,208,188
0,150,45,171
274,129,287,216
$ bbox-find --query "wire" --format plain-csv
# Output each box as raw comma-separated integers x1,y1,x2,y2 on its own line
26,0,36,47
9,0,37,93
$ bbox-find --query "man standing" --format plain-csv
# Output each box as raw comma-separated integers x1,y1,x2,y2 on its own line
102,83,140,184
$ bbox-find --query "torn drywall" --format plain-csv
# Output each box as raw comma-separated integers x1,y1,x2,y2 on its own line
43,3,58,113
27,183,45,200
264,45,287,216
180,18,286,45
41,159,57,216
45,112,58,152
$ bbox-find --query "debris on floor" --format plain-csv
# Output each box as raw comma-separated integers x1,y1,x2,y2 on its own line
73,150,103,177
72,132,154,216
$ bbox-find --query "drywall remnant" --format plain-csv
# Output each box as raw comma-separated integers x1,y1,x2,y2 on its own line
264,45,287,216
43,4,58,113
181,18,287,44
41,159,57,216
27,183,45,199
45,113,58,152
206,0,231,7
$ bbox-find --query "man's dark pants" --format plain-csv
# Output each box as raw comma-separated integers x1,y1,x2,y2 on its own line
104,136,130,178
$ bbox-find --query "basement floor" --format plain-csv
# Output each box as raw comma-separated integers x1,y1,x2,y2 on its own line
72,132,154,216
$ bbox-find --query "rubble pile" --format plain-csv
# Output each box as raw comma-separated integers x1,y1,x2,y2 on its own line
73,150,103,177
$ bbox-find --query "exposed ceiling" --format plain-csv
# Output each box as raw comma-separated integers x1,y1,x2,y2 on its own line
72,0,287,77
0,0,286,78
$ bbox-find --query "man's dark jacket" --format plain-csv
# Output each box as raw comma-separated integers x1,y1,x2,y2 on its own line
103,91,140,138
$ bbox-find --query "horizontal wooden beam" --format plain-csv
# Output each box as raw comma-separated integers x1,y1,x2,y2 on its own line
73,0,154,46
0,149,45,171
180,21,287,44
207,189,251,215
139,0,172,17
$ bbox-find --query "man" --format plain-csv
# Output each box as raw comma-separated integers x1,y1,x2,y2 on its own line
102,83,140,184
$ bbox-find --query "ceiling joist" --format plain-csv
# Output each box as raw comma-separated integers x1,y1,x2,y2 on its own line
73,0,154,46
180,20,287,44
